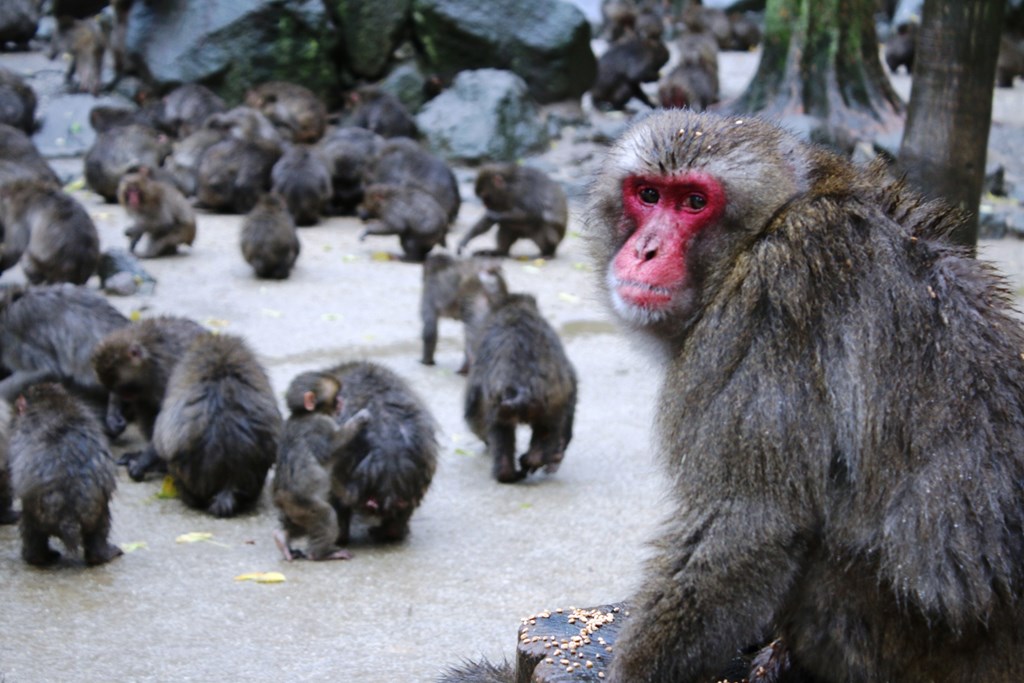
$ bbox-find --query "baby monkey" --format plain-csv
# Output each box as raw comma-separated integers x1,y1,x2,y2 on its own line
272,370,371,561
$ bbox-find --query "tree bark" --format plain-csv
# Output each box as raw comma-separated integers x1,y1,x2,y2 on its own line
728,0,905,151
897,0,1004,250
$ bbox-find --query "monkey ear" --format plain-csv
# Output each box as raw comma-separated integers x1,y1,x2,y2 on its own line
128,342,144,361
15,395,26,415
303,391,316,412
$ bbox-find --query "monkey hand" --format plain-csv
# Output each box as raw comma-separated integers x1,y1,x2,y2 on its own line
351,408,372,427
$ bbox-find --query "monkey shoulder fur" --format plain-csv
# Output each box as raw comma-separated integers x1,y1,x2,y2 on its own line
11,382,121,566
273,370,371,561
323,361,438,544
464,280,577,483
587,108,1024,680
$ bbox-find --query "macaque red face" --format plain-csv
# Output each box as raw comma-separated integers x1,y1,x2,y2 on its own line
609,171,725,324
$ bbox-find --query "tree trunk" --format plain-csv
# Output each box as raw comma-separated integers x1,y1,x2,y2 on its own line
897,0,1004,250
728,0,905,151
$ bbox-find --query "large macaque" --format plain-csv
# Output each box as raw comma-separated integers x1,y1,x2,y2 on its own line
196,136,282,214
587,109,1024,680
0,123,61,187
0,179,100,284
272,370,372,561
464,280,577,483
420,253,507,374
10,382,121,567
117,166,197,258
91,315,207,481
589,17,669,111
456,164,568,259
152,332,281,517
315,126,383,215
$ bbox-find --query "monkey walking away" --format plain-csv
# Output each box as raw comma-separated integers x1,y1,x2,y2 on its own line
586,109,1024,680
273,370,372,561
10,382,121,567
464,275,577,483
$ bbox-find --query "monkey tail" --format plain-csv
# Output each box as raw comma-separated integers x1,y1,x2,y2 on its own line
497,386,528,419
58,515,82,556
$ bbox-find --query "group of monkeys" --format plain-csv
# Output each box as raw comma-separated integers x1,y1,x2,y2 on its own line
0,233,579,566
590,2,759,113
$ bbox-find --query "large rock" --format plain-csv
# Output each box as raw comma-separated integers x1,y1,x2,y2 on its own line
411,0,596,104
327,0,410,80
415,69,548,163
124,0,343,106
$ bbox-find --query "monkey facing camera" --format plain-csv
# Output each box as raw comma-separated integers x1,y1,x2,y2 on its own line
588,109,1024,681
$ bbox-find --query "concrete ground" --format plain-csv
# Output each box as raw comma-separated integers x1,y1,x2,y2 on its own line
2,45,1024,683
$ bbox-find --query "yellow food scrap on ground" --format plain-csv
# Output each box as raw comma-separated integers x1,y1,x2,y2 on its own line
205,318,230,329
371,251,393,262
176,532,214,544
234,572,286,584
129,310,143,322
157,476,178,499
261,308,283,318
120,541,149,553
558,292,581,304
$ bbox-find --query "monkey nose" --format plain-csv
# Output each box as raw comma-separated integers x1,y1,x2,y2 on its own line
634,234,659,261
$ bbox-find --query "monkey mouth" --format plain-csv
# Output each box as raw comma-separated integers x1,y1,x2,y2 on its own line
613,278,676,309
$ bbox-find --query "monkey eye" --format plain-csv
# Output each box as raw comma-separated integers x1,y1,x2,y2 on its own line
638,187,660,204
685,194,707,211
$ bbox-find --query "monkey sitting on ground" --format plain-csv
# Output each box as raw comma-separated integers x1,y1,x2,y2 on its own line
324,361,438,544
657,29,719,111
464,277,577,483
272,370,372,561
244,81,327,144
117,166,197,258
0,66,37,133
195,136,282,214
240,193,300,280
270,144,332,226
153,332,281,517
0,179,100,285
0,123,61,186
358,183,449,262
340,85,418,139
84,124,171,203
157,83,226,138
587,108,1024,681
91,315,207,481
456,164,569,259
0,284,129,432
315,126,383,215
365,137,461,223
420,252,508,374
10,382,121,566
